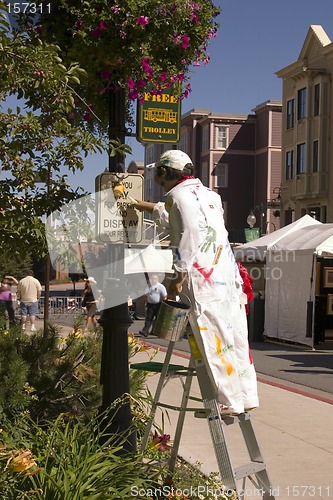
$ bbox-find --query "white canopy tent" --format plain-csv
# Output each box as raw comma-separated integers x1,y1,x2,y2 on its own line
234,215,321,261
264,223,333,347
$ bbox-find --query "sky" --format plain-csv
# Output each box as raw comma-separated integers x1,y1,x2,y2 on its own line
5,0,333,193
71,0,333,194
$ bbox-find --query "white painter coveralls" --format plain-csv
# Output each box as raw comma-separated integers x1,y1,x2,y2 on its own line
153,178,259,413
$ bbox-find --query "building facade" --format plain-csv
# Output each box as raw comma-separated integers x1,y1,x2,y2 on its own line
276,25,333,224
143,102,282,240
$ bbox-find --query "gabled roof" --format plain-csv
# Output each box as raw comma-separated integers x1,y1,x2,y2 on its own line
299,25,331,61
276,25,333,78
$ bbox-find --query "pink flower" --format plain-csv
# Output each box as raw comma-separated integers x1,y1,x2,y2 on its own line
111,5,120,14
173,34,181,45
181,34,189,49
190,12,199,24
75,18,82,29
101,70,112,81
150,431,172,452
142,58,153,78
137,79,147,87
119,30,127,39
136,16,149,26
142,57,150,68
127,78,136,89
160,72,168,82
93,20,107,38
128,89,139,100
207,27,218,39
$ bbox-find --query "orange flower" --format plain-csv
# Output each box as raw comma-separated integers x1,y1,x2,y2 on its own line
7,449,39,475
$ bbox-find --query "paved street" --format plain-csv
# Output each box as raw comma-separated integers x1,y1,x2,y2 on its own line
45,313,333,399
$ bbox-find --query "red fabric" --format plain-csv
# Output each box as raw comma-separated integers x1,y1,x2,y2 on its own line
237,262,254,314
237,262,255,364
175,175,195,185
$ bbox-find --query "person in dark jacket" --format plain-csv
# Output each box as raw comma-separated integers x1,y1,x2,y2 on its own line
82,277,98,333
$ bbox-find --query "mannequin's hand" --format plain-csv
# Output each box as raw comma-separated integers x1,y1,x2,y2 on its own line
128,198,156,213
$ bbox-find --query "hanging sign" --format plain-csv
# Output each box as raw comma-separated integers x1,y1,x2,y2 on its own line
95,173,144,243
136,85,181,143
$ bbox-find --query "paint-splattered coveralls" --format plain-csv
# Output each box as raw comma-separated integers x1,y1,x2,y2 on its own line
153,178,259,413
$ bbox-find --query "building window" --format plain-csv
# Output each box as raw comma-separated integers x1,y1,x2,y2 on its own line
286,150,294,180
286,99,295,129
214,163,228,187
296,143,306,174
312,140,319,172
215,126,228,149
202,125,209,151
297,87,307,120
314,84,320,116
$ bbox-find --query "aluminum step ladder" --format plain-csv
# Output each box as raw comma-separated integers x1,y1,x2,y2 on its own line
134,332,276,500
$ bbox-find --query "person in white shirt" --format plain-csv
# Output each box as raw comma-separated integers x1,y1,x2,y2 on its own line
140,274,167,337
17,270,42,331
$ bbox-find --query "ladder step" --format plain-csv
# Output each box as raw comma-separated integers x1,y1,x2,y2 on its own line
222,412,251,424
194,409,209,418
131,361,192,373
234,461,267,480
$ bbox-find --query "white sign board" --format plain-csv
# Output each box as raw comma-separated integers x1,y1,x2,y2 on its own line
96,173,144,243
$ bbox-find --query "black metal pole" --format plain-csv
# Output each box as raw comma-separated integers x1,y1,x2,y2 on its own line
98,88,136,451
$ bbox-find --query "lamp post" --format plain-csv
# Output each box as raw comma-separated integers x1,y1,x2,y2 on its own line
98,88,136,452
246,210,256,229
247,204,265,235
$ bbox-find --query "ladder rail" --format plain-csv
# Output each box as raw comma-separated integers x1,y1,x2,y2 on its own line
140,340,176,452
166,356,195,478
136,332,276,499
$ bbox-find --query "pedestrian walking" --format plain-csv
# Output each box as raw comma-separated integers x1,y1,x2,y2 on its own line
16,270,42,331
0,275,18,327
139,274,167,337
82,277,98,333
134,150,259,415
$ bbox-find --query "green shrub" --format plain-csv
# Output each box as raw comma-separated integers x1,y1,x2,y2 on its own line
0,411,164,499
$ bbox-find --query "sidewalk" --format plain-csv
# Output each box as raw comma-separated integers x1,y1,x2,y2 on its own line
132,344,333,500
33,317,333,499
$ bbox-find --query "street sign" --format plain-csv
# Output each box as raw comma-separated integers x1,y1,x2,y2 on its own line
136,85,181,143
95,173,144,243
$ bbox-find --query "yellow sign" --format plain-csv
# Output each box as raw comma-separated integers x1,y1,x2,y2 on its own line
136,86,181,143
